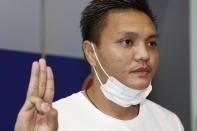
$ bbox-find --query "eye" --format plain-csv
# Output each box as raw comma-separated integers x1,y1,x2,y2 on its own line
147,41,157,47
122,39,133,45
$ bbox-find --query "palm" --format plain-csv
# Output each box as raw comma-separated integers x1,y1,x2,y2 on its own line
15,59,58,131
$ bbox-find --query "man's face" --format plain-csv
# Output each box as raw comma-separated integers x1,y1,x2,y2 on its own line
94,9,159,90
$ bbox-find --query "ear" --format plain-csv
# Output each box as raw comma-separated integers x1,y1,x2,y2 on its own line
82,40,97,67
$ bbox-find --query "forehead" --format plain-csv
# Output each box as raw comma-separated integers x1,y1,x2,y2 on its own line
101,9,157,39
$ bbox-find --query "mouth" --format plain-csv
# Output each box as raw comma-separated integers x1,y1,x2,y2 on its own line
130,67,151,77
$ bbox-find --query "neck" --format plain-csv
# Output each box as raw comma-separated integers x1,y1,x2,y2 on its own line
83,76,140,120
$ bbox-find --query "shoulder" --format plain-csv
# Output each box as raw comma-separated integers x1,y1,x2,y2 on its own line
52,91,83,111
142,99,184,131
143,99,175,116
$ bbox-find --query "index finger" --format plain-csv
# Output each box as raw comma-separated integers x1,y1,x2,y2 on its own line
26,61,40,98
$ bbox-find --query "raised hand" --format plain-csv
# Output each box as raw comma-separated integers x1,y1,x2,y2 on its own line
15,59,58,131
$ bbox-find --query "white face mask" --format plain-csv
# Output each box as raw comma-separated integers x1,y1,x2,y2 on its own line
91,43,152,107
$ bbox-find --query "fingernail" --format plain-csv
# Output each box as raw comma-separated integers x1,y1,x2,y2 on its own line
41,103,50,112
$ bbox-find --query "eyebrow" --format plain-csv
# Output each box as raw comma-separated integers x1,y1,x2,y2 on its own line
118,31,159,40
147,34,159,40
118,32,138,37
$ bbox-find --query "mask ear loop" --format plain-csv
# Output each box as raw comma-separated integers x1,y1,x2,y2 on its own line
93,67,103,86
91,43,110,78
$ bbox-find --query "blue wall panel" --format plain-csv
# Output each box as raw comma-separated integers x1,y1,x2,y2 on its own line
45,54,90,100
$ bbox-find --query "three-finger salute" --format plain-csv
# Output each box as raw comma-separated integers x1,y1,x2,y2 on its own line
15,59,58,131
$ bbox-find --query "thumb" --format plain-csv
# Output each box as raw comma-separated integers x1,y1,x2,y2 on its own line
21,96,49,113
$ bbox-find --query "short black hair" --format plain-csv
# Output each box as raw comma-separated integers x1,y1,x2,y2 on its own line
80,0,157,46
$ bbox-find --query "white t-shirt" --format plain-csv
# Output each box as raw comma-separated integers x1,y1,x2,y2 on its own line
53,91,184,131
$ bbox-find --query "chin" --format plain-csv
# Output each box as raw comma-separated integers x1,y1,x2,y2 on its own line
127,78,151,90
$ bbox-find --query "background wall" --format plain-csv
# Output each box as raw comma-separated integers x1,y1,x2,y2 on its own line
190,0,197,130
148,0,190,131
0,0,41,53
45,0,89,58
0,0,193,131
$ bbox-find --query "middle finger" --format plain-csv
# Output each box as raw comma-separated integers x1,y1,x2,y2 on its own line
38,58,47,98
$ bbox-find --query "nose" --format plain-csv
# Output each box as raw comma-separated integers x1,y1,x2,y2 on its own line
134,42,150,63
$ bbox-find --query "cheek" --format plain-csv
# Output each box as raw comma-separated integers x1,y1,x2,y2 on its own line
109,51,131,72
115,52,128,63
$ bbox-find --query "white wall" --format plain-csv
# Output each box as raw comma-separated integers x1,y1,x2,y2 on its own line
0,0,41,53
45,0,90,58
190,0,197,130
0,0,90,58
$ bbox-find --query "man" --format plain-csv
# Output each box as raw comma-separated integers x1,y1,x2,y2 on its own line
15,0,184,130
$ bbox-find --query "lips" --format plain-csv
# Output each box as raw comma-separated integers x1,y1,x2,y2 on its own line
130,67,151,76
